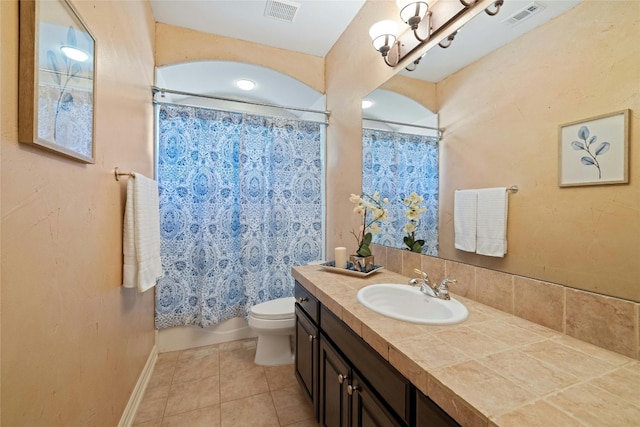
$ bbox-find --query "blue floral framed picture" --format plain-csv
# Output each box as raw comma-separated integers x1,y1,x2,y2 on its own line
18,0,96,163
559,109,629,187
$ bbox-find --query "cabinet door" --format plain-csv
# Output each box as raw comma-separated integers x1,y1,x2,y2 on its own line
319,336,350,427
350,373,403,427
295,306,319,418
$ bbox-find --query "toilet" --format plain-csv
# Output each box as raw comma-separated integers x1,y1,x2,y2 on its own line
248,297,296,366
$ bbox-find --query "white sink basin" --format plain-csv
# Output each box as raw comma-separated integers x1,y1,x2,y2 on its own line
356,283,468,325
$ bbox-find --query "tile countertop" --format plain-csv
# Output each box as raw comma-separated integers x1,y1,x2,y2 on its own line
292,265,640,427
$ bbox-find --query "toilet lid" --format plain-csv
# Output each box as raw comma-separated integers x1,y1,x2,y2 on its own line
250,297,296,320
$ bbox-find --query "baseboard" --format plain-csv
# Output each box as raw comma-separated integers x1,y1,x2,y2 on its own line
157,317,257,353
118,344,158,427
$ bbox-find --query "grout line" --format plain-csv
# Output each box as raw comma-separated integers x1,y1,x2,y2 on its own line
141,339,312,426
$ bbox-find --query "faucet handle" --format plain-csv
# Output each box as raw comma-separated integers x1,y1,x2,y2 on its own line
437,278,456,300
413,268,429,282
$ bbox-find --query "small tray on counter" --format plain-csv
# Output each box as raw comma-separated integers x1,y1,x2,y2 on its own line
319,260,384,277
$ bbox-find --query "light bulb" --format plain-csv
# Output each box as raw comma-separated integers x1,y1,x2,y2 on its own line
362,100,374,109
236,79,256,91
369,20,398,52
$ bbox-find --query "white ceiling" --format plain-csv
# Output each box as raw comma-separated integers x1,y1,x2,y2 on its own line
151,0,583,119
150,0,366,58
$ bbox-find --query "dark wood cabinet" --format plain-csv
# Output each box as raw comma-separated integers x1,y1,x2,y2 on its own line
320,306,412,426
319,335,350,427
294,281,459,427
295,305,319,418
415,389,460,427
350,372,403,427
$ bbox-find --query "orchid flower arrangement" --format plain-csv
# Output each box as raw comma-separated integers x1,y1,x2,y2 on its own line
350,192,388,257
402,192,427,253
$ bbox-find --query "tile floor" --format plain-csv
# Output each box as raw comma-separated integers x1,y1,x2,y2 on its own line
133,338,319,427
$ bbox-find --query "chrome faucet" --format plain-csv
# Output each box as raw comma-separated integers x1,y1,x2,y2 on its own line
409,268,456,300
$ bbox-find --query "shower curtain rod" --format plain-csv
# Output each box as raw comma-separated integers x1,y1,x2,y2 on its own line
363,117,444,137
152,86,331,119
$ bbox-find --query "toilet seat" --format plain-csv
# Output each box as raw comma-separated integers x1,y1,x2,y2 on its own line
250,297,295,321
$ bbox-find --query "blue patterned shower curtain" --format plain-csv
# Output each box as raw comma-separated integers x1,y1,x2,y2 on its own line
362,128,439,255
155,105,323,329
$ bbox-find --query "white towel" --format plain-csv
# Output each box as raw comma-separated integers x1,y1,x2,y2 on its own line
454,190,478,252
476,187,508,257
122,174,163,292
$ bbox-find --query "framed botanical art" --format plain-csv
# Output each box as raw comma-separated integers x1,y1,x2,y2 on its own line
558,109,629,187
18,0,96,163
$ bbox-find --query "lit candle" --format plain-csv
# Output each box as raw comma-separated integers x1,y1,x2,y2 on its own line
334,247,347,269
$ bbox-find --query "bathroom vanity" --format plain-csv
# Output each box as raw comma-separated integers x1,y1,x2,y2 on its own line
294,279,457,427
292,265,640,427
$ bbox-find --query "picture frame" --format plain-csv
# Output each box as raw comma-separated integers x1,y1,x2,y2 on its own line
558,109,629,187
18,0,96,163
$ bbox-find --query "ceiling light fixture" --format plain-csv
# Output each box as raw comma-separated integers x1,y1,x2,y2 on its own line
60,45,89,62
236,79,256,91
438,30,459,49
396,0,429,30
369,20,398,58
369,0,504,68
362,99,374,109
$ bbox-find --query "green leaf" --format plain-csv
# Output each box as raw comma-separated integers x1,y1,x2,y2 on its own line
411,242,423,253
357,246,372,257
363,232,372,246
403,236,413,246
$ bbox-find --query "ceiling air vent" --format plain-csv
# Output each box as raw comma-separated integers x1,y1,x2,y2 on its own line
264,0,300,23
503,2,545,26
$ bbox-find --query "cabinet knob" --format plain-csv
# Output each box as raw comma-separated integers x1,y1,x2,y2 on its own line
338,373,349,384
347,384,358,395
297,297,309,303
308,334,316,342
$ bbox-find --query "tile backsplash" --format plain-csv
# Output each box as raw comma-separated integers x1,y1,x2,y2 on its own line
371,244,640,360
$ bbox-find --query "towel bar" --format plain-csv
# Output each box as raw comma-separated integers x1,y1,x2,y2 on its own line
114,167,135,181
456,186,518,193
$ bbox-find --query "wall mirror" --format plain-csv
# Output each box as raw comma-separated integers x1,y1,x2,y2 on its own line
362,80,440,256
362,0,639,302
19,0,96,163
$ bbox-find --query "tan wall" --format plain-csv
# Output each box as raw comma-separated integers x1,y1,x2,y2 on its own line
324,0,401,254
1,0,156,424
380,75,437,114
155,22,325,94
437,1,640,301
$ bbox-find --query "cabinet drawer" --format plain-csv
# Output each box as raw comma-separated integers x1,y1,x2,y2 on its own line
295,281,319,324
321,306,412,425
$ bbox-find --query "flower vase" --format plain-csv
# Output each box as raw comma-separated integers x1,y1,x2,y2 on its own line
349,254,375,273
